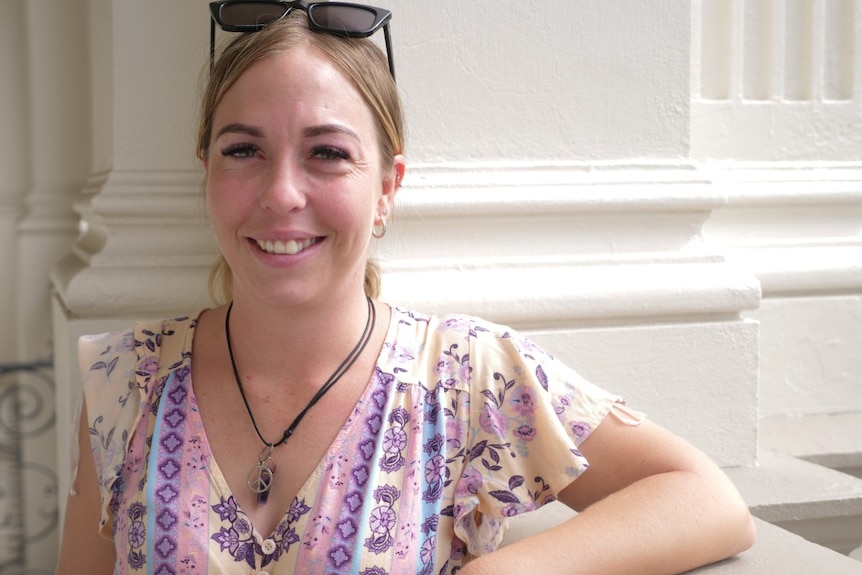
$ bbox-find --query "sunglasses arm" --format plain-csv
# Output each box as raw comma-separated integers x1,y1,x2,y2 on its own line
383,24,395,82
210,18,216,74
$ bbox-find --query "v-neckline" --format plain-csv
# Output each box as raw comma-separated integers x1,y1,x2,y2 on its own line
182,304,398,541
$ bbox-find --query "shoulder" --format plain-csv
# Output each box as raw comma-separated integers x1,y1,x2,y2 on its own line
390,306,609,394
78,314,199,471
390,306,521,344
386,307,561,386
392,307,553,363
78,314,198,400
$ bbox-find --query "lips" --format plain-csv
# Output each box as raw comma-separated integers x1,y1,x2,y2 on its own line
255,237,319,255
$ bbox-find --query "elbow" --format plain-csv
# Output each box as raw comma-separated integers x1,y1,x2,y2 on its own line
733,505,757,555
698,466,757,560
705,461,758,557
716,488,757,558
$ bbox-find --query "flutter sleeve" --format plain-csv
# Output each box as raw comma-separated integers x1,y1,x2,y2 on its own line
450,319,634,556
76,326,152,539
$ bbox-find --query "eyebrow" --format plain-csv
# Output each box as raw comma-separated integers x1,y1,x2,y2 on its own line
214,122,361,142
215,123,264,140
303,124,361,141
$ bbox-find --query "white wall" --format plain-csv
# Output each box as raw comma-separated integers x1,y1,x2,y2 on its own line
392,2,691,163
692,0,862,429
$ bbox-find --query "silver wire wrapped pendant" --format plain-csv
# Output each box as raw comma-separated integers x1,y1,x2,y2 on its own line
247,444,276,505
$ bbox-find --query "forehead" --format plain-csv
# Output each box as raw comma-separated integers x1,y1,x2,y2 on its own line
214,46,376,132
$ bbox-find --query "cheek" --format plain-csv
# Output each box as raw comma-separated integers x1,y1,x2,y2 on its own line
313,183,377,231
207,171,255,216
206,179,246,243
206,182,226,228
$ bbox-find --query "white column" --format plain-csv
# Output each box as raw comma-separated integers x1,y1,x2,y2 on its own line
52,0,216,522
16,0,90,571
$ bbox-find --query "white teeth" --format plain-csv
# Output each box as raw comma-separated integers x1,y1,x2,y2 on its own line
256,238,317,255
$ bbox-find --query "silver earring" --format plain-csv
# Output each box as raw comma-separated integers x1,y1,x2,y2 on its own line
372,218,388,239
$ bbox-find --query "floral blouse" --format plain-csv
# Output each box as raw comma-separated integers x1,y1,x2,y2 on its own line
77,306,621,574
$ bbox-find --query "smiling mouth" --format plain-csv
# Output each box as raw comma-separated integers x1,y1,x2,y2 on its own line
255,238,320,255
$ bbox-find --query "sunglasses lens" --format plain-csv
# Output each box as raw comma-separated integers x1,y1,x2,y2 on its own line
219,2,288,27
310,4,379,33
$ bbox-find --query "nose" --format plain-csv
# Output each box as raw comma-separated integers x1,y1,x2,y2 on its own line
258,156,306,214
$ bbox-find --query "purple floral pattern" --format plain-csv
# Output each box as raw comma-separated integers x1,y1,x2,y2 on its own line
79,308,620,574
127,502,147,569
365,485,399,554
379,407,409,473
211,495,310,568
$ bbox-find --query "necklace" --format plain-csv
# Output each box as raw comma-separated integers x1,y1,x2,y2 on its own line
224,296,375,505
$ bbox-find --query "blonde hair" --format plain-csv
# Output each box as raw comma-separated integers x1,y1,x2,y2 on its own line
198,13,403,304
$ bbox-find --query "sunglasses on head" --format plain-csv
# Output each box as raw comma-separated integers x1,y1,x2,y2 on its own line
209,1,395,80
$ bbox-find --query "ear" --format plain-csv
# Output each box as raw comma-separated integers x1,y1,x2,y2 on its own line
377,154,405,217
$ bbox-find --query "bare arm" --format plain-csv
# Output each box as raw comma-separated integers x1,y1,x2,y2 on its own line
461,414,755,575
56,401,117,575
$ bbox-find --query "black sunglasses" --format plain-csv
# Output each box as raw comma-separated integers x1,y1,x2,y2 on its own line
209,1,395,80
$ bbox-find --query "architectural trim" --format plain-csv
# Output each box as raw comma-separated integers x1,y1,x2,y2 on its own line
49,162,768,323
379,162,760,327
703,163,862,296
51,168,215,317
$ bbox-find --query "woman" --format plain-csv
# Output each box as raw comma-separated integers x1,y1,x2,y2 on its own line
57,5,755,574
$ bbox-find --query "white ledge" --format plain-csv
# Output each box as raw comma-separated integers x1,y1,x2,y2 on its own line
51,252,213,316
724,246,862,295
726,450,862,556
79,169,204,219
400,162,720,217
726,451,862,523
701,163,862,296
760,413,862,474
380,260,760,328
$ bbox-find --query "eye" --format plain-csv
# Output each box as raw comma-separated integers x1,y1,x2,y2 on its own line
311,145,350,161
221,143,260,158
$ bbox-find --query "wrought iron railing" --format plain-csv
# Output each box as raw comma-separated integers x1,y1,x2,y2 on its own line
0,360,57,575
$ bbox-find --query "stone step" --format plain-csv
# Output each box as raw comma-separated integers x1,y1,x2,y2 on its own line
725,449,862,555
682,518,862,574
759,412,862,479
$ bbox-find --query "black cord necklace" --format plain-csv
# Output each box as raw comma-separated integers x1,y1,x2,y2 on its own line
224,296,375,505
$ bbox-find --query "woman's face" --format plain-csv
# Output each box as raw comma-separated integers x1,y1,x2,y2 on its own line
205,46,403,308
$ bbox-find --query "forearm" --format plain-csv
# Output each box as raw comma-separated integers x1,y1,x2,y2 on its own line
56,400,117,575
460,467,754,575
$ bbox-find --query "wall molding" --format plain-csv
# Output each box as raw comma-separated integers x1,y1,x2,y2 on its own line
703,163,862,296
52,162,862,320
53,163,862,325
379,162,761,328
51,168,215,317
47,163,772,323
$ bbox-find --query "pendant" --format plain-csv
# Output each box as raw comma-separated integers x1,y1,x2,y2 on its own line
247,444,276,505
